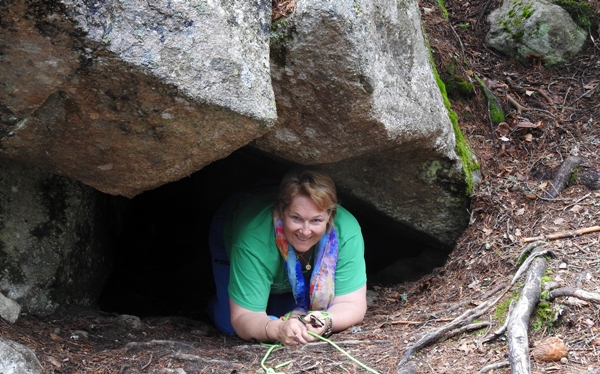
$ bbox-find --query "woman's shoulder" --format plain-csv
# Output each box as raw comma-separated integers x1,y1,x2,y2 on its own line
333,205,362,235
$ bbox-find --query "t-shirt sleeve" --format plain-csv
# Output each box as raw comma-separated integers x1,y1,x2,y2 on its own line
228,237,273,312
334,211,367,296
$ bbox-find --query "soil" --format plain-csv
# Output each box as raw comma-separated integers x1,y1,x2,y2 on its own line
3,1,600,373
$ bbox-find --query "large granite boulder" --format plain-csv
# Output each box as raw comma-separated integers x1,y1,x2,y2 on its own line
0,0,472,312
0,158,112,316
486,0,587,66
0,0,276,197
0,338,42,374
257,0,468,244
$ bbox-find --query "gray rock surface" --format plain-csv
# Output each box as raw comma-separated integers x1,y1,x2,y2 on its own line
258,0,455,163
486,0,587,66
0,292,21,324
0,0,275,197
0,338,43,374
257,0,468,244
0,158,111,316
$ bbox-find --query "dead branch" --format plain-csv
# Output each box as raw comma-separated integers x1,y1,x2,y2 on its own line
507,257,546,374
512,244,549,285
578,166,600,190
527,87,554,104
547,287,600,304
523,225,600,243
475,360,510,374
396,287,509,369
482,299,514,344
448,321,490,337
507,94,527,113
545,156,584,198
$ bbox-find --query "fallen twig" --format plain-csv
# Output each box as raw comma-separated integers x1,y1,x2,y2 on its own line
547,287,600,304
512,244,550,285
545,156,584,198
523,225,600,243
475,360,510,374
507,94,526,113
507,257,546,374
482,299,514,344
396,289,508,369
447,321,490,337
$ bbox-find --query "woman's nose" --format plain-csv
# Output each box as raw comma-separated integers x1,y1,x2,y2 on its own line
299,221,310,234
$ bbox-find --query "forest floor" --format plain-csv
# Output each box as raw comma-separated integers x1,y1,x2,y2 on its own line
3,0,600,373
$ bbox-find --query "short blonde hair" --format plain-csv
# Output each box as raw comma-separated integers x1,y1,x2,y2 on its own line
276,169,338,232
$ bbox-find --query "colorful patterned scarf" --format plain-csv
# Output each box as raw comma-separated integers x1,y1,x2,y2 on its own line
274,216,339,312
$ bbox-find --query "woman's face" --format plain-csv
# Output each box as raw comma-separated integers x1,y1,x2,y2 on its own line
282,194,330,253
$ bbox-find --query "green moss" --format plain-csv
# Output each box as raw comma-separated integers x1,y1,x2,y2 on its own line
270,19,295,66
445,76,475,100
522,3,534,18
532,301,559,331
474,74,506,125
437,0,449,18
433,69,479,194
495,295,518,323
513,29,525,43
553,0,595,29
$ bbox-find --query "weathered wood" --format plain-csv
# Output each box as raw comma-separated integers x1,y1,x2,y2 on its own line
512,244,549,284
507,257,546,374
547,287,600,304
546,156,584,198
523,226,600,243
475,360,510,374
578,167,600,190
396,287,509,370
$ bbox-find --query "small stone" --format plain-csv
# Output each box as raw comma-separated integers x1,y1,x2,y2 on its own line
560,357,569,364
559,262,568,269
116,314,142,330
532,336,568,362
71,330,89,340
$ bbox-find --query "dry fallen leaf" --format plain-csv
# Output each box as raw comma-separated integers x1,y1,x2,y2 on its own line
47,356,62,368
483,227,493,236
570,204,582,213
515,208,525,216
523,133,533,142
553,218,565,225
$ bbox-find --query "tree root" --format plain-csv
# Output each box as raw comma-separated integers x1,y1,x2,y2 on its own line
546,156,584,198
547,287,600,304
507,257,546,374
394,242,552,374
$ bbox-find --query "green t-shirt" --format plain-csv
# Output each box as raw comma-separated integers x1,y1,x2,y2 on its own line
224,187,366,312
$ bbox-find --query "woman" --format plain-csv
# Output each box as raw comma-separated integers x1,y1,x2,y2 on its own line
208,169,367,345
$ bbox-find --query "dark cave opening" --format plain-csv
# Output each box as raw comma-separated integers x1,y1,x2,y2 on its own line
97,147,452,321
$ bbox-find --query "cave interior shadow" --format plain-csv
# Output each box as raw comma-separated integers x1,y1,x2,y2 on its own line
97,147,451,321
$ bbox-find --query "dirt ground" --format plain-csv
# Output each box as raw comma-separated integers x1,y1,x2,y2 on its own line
3,0,600,373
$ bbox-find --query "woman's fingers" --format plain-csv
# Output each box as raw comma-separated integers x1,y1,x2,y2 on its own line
283,319,308,346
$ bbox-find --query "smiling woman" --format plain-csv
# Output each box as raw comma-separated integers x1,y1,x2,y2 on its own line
206,168,367,346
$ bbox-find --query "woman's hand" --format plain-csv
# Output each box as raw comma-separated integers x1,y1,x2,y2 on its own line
275,317,312,346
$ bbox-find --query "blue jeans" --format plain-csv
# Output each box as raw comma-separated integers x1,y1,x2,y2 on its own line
207,189,297,335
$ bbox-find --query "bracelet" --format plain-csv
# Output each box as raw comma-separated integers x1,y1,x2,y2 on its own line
322,316,333,338
265,319,275,341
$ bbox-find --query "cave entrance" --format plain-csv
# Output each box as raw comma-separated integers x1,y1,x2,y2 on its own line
97,147,451,321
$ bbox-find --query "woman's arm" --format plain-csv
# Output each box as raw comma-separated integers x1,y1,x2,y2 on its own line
229,298,308,345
